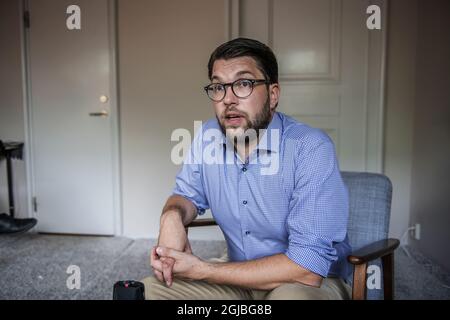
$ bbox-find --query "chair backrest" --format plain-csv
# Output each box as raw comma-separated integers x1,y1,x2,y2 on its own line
341,171,393,299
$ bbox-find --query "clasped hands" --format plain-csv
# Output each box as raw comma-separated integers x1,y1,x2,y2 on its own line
150,239,208,287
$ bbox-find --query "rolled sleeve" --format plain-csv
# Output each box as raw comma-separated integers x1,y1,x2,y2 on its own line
285,235,337,278
172,128,209,215
285,134,349,277
173,164,209,215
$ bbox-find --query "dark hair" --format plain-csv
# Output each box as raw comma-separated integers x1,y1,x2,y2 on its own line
207,38,278,84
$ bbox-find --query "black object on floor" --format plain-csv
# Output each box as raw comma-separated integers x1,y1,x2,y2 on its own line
113,280,145,300
0,213,37,234
0,140,36,234
0,140,24,218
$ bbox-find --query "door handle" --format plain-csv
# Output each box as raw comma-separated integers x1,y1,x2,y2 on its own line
89,110,109,117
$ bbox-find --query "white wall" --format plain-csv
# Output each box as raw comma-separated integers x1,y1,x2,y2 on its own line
0,0,29,218
383,0,418,239
408,0,450,271
117,0,228,239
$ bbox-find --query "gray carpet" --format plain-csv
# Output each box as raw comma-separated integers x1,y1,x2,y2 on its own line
0,233,449,300
0,233,226,300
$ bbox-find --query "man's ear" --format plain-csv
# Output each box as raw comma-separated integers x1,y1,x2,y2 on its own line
269,83,280,111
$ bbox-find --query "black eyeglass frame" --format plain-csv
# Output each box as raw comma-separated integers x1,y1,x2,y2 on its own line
203,79,270,102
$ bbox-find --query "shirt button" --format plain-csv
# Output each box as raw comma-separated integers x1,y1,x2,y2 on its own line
242,200,247,205
242,167,247,172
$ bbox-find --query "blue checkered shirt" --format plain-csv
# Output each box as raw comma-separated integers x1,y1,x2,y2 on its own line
173,112,351,279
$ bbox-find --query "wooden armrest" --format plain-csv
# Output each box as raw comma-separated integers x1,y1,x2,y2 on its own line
348,238,400,265
187,218,217,228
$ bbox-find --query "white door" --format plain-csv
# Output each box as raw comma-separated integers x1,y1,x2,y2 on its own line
26,0,118,235
237,0,386,172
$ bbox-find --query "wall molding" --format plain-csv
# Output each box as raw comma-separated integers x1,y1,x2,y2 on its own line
271,0,342,82
364,0,388,173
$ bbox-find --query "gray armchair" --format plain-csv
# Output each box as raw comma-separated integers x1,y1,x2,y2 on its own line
188,171,399,300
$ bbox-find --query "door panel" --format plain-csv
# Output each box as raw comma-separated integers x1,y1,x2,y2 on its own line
28,0,116,234
240,0,385,172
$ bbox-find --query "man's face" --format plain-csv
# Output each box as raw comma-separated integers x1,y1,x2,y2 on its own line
210,57,280,140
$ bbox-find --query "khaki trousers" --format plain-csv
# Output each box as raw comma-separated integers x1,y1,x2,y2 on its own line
143,252,352,300
142,275,351,300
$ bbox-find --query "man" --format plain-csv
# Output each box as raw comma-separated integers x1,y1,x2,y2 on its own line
143,38,352,300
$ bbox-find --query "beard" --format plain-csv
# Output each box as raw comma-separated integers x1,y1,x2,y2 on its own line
216,97,272,144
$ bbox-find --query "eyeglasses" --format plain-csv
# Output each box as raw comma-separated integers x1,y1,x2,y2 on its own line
204,79,269,102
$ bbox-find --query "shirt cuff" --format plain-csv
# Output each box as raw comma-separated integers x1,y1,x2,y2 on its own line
285,245,335,278
172,191,207,216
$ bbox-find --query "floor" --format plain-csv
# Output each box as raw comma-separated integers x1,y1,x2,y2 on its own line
0,233,449,300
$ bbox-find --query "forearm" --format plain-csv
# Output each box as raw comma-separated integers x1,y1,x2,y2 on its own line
200,253,322,290
158,195,197,251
